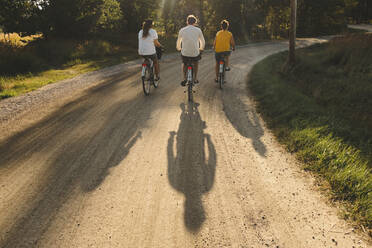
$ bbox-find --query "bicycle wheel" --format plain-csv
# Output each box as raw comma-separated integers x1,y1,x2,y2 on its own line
153,72,159,88
142,66,151,96
218,61,225,89
218,72,224,89
188,81,193,102
148,66,159,88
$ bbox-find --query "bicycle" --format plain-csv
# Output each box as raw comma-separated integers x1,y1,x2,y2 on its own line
184,59,196,102
217,54,228,90
141,56,159,96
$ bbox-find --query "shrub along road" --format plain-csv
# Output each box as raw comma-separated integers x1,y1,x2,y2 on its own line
0,39,370,247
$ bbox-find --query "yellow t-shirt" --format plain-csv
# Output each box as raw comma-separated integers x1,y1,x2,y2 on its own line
215,30,232,53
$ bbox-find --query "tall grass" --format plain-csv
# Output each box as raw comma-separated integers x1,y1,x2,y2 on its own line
249,33,372,232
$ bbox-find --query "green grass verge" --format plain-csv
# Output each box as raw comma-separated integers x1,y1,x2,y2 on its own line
0,37,140,99
248,33,372,232
0,54,138,99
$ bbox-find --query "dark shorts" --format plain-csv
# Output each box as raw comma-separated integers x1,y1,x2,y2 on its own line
142,54,158,62
181,54,201,65
215,51,231,61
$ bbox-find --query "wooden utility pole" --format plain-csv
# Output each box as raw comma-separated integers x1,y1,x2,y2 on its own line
289,0,297,65
199,0,204,30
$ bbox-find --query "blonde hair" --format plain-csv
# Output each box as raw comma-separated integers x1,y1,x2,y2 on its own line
221,20,229,30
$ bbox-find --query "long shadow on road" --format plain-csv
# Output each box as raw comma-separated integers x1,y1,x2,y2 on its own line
0,71,159,247
167,103,217,232
222,87,267,157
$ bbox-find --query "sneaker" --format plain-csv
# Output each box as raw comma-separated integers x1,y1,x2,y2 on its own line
215,78,218,83
181,80,187,87
225,67,231,71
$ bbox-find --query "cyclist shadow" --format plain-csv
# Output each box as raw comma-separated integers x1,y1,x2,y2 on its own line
167,103,217,232
223,89,267,157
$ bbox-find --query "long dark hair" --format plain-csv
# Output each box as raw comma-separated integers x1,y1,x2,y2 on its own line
142,20,153,38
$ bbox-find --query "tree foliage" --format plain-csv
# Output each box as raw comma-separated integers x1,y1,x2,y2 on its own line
345,0,372,23
297,0,347,36
0,0,370,40
41,0,123,38
0,0,40,35
120,0,160,33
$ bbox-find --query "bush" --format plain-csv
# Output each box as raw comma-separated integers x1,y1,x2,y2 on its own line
0,35,138,77
0,44,45,75
0,78,5,91
81,40,117,58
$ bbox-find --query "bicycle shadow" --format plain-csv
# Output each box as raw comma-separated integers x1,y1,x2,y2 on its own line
167,103,217,232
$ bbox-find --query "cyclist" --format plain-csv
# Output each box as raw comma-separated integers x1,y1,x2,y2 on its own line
213,20,236,82
138,19,162,81
176,15,206,86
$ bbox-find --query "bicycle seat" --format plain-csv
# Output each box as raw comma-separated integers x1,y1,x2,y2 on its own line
183,58,195,65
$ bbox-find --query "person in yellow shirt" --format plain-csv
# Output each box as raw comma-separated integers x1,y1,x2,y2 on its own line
213,20,236,82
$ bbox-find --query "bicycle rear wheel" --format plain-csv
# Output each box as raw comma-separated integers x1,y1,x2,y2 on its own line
153,77,159,88
142,67,151,96
218,72,224,89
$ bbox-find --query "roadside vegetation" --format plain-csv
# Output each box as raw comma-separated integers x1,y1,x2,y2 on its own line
0,33,139,99
249,33,372,233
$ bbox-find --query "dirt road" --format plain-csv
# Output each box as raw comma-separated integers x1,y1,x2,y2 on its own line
349,24,372,32
0,40,369,248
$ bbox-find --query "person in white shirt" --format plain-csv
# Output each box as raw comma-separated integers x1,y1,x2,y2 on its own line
176,15,206,86
138,20,162,80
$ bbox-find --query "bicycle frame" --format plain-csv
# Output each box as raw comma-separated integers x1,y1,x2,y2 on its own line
218,56,226,89
185,62,195,102
219,59,225,73
141,57,158,96
187,65,193,82
142,59,153,78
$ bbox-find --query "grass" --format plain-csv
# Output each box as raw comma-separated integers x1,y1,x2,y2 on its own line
248,33,372,234
0,34,139,99
0,33,42,46
0,57,136,99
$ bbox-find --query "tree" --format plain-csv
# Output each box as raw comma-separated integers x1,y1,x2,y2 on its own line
0,0,361,42
289,0,297,65
40,0,123,38
119,0,160,33
0,0,40,35
297,0,346,36
96,0,123,36
346,0,372,23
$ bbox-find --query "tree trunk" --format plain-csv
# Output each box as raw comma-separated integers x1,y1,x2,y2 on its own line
199,0,204,31
289,0,297,65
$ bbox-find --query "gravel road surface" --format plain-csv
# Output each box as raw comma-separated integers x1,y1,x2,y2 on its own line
0,39,370,248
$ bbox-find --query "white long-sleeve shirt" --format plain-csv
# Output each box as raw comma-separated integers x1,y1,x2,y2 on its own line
176,25,205,57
